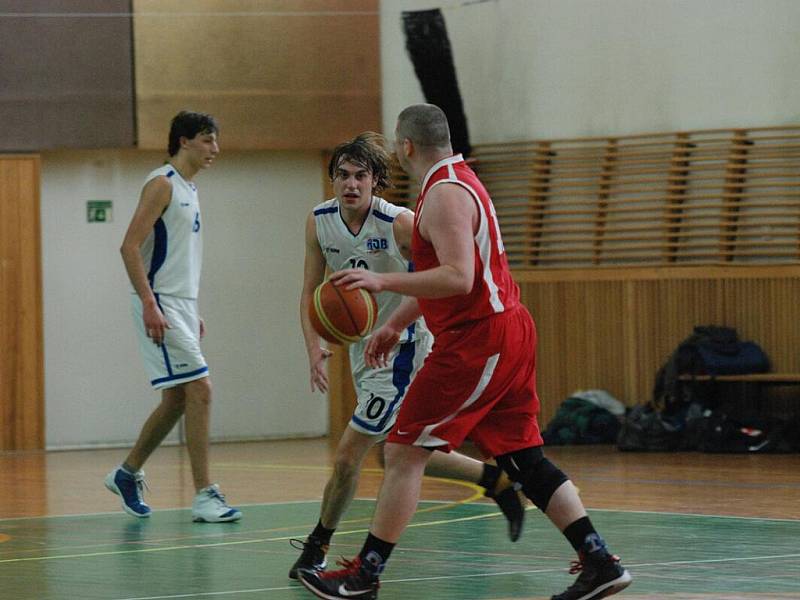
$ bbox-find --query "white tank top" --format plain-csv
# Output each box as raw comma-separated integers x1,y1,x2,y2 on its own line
313,196,426,343
139,164,203,299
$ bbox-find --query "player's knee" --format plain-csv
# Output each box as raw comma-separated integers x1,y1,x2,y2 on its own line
333,439,371,480
383,442,429,475
496,447,569,512
332,454,361,483
184,377,212,404
375,442,386,468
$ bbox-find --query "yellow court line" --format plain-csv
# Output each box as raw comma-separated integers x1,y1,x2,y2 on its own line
213,462,489,517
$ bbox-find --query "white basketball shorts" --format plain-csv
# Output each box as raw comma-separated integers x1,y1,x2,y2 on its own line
347,328,432,436
132,293,209,389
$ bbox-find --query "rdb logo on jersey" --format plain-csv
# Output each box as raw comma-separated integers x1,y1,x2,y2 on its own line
366,238,388,251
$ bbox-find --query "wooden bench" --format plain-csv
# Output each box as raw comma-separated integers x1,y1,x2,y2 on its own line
678,373,800,412
679,373,800,383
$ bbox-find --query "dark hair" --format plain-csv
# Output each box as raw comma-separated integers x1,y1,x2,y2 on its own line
168,111,218,156
327,132,391,193
396,103,451,149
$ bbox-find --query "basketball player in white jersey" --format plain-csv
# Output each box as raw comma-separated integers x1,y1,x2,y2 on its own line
290,133,524,578
105,111,241,523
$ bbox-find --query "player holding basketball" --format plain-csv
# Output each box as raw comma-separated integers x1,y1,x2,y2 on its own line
298,107,631,600
105,111,241,523
292,132,525,579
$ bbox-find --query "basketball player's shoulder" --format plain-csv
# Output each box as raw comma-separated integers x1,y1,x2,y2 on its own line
141,166,174,200
371,196,410,221
312,197,339,217
145,163,176,183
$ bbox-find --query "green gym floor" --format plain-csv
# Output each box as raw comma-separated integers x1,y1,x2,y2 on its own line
1,500,799,599
1,441,799,599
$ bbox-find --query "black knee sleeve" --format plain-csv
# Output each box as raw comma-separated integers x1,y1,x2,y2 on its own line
496,447,569,512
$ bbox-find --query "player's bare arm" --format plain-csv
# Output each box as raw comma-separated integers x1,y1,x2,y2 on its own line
364,296,422,369
331,183,477,299
300,212,333,393
120,176,173,345
392,209,415,261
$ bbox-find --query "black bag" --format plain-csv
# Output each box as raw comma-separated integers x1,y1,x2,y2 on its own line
697,410,795,454
617,404,682,451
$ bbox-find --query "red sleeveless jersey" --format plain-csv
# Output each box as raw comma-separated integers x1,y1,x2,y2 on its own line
412,154,520,336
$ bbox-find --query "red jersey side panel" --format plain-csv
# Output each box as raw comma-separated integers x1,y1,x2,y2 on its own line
411,154,520,336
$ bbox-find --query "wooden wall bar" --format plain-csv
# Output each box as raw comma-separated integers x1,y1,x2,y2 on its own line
474,126,800,268
0,156,44,450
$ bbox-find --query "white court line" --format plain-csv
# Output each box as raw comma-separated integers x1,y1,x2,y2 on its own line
0,499,321,522
586,506,800,523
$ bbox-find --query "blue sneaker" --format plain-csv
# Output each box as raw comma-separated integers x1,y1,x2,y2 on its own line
104,467,151,518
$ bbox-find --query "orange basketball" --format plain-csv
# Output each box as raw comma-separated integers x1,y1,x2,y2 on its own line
309,280,378,344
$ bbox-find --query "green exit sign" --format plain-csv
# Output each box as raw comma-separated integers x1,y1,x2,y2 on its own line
87,200,113,223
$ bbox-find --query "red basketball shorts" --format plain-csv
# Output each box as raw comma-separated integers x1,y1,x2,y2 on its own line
388,305,543,457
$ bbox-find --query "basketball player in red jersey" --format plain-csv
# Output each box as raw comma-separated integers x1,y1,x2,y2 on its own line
298,104,631,600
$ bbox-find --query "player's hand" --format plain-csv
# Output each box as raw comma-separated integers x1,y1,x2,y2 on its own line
330,268,385,293
309,346,333,393
365,325,401,368
199,318,206,340
143,301,171,346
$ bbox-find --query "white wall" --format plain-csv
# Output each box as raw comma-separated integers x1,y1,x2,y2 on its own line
41,150,326,448
381,0,800,141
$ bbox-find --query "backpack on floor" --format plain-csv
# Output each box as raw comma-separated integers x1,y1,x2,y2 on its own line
543,396,621,445
694,410,792,453
617,404,682,452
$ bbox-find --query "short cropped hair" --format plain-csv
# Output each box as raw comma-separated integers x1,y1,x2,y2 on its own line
396,104,451,149
328,132,391,193
168,111,219,157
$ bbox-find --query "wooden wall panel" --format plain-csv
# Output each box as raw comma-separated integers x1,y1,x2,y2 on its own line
0,156,44,450
519,266,800,425
133,0,380,151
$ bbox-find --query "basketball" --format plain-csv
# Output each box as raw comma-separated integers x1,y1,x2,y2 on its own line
309,280,378,344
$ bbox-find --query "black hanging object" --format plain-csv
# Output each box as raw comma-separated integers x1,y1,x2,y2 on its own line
402,9,471,157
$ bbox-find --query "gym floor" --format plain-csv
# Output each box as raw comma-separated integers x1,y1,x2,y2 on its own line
1,439,799,599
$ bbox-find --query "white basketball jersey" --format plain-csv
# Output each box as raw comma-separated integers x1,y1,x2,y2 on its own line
314,196,425,343
139,164,203,299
